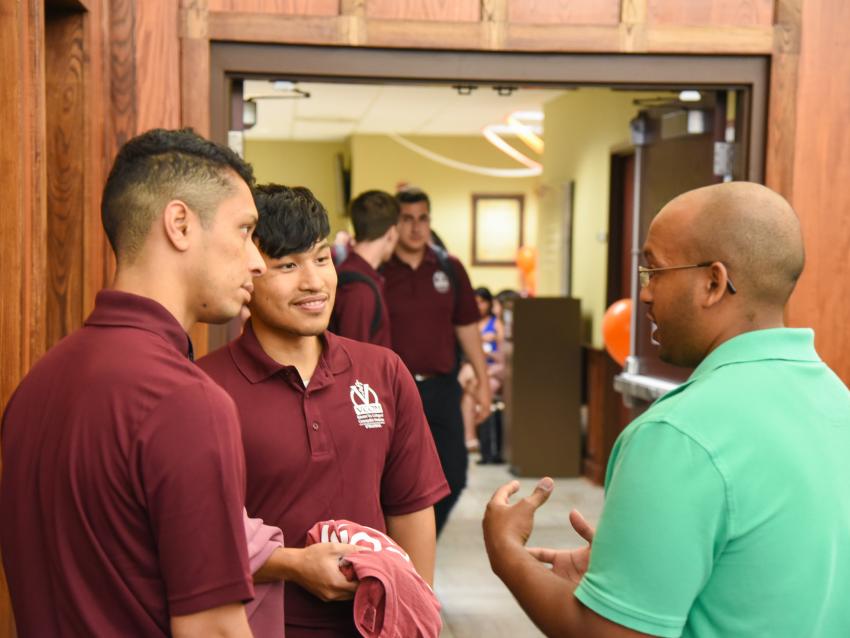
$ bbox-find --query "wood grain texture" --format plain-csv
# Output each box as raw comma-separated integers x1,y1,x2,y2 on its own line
366,0,479,22
109,0,137,152
648,0,773,27
45,13,87,347
765,0,801,201
136,1,180,131
208,0,338,15
1,4,47,635
786,0,850,384
508,0,620,26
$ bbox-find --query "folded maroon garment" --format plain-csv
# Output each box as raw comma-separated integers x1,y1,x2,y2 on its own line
306,520,441,638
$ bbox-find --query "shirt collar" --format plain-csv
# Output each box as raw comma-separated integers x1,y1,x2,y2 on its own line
230,320,352,385
387,246,437,270
689,327,820,382
343,251,384,283
85,290,194,359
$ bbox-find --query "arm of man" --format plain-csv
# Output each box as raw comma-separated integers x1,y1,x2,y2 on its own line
454,322,491,425
386,506,437,586
171,603,253,638
484,480,653,638
253,544,362,601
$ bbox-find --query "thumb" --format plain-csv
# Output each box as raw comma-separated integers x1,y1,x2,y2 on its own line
569,509,595,543
525,477,554,509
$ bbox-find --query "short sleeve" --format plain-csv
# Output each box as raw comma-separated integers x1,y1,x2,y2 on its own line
333,282,375,343
574,421,729,637
449,257,479,326
136,382,254,616
380,356,450,515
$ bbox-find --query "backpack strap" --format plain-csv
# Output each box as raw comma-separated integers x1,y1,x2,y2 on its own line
431,245,459,310
335,270,383,337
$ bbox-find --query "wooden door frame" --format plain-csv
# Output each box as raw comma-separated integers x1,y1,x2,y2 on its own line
191,44,768,351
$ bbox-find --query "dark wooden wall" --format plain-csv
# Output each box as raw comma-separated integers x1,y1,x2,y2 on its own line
1,0,849,634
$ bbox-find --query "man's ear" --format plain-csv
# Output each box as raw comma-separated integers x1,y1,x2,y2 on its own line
704,262,731,308
162,200,194,252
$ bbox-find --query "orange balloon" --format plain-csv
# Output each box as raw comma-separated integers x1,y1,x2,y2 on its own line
516,246,537,273
602,299,631,366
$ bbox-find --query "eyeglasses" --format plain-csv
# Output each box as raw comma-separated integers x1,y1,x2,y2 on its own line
638,261,737,294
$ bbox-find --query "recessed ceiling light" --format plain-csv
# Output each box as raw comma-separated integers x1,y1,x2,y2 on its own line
679,90,702,102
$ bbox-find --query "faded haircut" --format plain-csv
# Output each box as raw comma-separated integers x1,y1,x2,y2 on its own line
252,184,330,258
101,128,254,261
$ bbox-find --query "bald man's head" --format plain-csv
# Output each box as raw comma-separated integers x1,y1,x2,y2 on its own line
659,182,804,309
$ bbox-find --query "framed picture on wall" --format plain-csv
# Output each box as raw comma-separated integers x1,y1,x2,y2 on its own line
471,193,525,266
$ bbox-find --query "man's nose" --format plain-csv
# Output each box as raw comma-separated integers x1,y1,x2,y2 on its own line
248,240,267,277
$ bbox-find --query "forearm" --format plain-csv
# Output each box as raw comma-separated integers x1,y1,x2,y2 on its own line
386,508,437,586
253,547,301,584
455,324,488,386
489,540,583,638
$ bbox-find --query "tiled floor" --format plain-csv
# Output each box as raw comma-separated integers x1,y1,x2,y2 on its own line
434,459,604,638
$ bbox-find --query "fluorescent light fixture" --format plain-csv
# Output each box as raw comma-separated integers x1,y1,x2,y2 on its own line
679,90,702,102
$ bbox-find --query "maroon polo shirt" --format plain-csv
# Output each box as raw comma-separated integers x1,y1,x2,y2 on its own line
0,290,253,637
382,247,479,375
198,324,449,635
332,251,392,348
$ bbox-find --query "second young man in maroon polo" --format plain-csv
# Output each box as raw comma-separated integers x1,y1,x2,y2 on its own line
199,185,448,638
331,190,399,347
382,187,491,535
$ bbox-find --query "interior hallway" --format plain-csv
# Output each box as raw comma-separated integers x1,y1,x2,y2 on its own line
435,460,604,637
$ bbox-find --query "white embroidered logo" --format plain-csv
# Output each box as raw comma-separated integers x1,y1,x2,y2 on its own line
319,523,410,562
349,380,385,429
432,270,450,293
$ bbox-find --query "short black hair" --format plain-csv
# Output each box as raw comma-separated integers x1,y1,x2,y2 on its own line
253,184,330,258
395,186,430,211
349,190,399,241
101,128,253,260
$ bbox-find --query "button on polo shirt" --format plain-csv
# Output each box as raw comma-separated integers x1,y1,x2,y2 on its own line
382,247,479,376
333,251,392,348
575,328,850,637
198,324,449,633
0,290,253,637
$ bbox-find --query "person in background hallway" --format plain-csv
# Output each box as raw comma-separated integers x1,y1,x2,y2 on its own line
199,184,448,638
383,187,491,535
483,182,850,637
331,190,399,347
459,287,505,450
1,128,273,637
331,229,352,266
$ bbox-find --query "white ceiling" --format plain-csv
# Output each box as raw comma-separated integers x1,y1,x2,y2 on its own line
242,80,566,141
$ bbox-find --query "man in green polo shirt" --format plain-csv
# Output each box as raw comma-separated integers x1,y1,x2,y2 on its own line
483,181,850,637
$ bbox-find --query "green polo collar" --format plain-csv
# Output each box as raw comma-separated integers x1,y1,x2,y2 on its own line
689,328,820,383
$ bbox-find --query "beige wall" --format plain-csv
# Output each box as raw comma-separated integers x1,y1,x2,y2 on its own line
350,134,539,293
537,89,664,347
244,138,351,235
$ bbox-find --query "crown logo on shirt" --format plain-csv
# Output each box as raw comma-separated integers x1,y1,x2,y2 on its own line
349,380,385,429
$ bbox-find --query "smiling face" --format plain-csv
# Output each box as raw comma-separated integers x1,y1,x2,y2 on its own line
248,239,337,338
192,176,266,324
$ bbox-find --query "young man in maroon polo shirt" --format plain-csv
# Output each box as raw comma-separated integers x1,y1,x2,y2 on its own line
382,187,491,535
0,129,269,636
331,189,399,347
199,184,449,638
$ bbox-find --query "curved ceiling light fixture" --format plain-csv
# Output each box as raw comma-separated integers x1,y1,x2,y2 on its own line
388,133,541,178
481,110,544,170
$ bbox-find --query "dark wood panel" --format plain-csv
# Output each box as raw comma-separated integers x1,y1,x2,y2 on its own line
366,0,480,22
648,0,773,26
45,13,87,348
786,0,850,384
508,0,620,25
136,0,180,130
109,0,137,152
208,0,339,15
583,347,631,485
